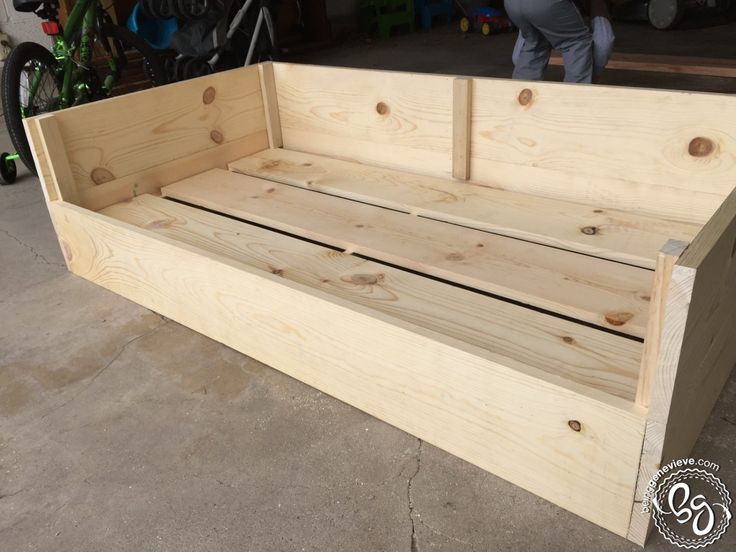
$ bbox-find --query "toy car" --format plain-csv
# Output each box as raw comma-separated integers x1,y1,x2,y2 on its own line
460,7,514,36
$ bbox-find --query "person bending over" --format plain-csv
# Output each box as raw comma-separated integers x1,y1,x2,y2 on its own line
505,0,615,83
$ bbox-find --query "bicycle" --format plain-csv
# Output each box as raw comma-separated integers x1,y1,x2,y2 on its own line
1,0,167,182
164,0,281,82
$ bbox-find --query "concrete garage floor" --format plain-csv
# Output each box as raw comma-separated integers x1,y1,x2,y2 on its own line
2,15,736,552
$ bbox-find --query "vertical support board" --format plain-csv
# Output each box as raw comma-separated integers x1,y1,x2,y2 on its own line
259,61,283,149
628,261,695,545
23,116,58,203
452,78,472,180
30,114,79,205
635,240,689,408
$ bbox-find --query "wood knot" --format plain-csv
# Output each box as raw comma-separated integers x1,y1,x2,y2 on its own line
605,312,634,327
144,218,174,229
90,167,115,185
568,420,582,432
261,160,279,170
593,209,604,214
581,226,598,236
270,267,284,277
446,253,464,262
343,273,384,286
202,86,216,104
562,336,575,345
376,102,390,115
210,130,224,144
688,137,714,157
518,88,533,106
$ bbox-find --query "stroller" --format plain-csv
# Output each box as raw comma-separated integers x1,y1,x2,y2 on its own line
139,0,282,81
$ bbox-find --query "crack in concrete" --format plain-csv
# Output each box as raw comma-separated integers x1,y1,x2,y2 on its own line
404,440,475,550
417,518,476,550
39,319,170,420
0,488,26,500
407,438,422,552
0,228,66,268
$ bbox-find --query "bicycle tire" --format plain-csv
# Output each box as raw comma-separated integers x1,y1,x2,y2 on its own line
101,24,168,92
1,42,60,175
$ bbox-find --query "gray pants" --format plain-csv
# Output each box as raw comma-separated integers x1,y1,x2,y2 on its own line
504,0,593,83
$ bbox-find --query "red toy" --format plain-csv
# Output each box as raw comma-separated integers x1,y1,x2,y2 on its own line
460,7,514,36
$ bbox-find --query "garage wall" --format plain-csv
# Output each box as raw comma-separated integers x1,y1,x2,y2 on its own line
1,0,50,50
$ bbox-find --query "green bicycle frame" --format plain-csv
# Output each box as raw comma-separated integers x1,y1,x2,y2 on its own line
26,0,119,112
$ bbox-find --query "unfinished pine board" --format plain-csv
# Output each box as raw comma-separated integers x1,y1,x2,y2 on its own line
273,63,454,178
102,194,643,400
52,66,266,193
162,169,653,337
50,199,647,537
550,52,736,79
452,78,472,180
23,117,59,203
628,189,736,545
80,131,269,211
659,188,736,462
634,240,689,408
469,78,736,224
230,148,700,269
258,62,283,149
31,114,79,205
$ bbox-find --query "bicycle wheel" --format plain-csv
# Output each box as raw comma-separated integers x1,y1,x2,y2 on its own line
95,24,168,96
1,42,61,175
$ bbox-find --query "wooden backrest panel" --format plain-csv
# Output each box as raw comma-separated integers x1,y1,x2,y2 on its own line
273,63,454,177
273,64,734,225
469,79,736,224
49,66,267,199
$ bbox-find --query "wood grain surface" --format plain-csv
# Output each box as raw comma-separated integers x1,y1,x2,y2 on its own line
162,169,654,337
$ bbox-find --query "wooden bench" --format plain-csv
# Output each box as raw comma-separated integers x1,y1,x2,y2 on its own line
26,62,736,547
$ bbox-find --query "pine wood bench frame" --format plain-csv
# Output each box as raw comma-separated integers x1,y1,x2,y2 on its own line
25,63,736,547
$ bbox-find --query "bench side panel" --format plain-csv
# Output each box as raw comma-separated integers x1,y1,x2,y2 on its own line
25,66,270,210
628,189,736,544
50,200,646,538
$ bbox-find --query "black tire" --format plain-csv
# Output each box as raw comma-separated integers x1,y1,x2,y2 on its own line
1,153,18,185
1,42,60,175
648,0,684,30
